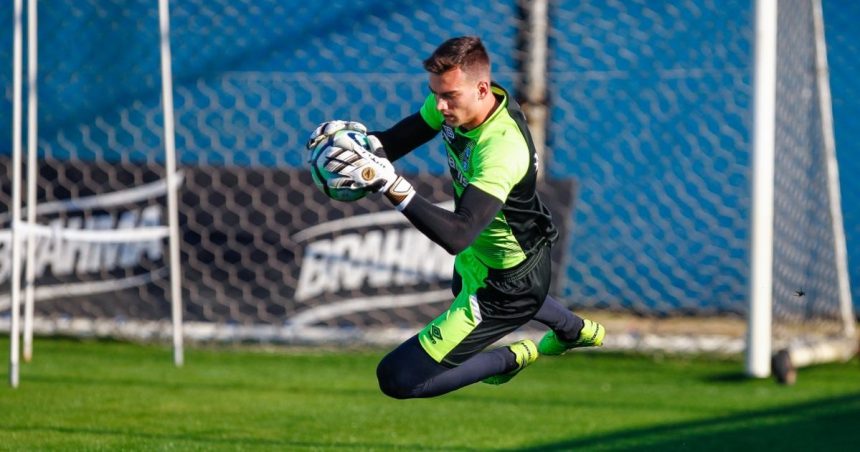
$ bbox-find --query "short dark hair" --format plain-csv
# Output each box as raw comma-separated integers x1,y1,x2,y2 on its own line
423,36,490,77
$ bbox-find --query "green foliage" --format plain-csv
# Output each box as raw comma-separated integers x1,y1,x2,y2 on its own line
1,338,858,450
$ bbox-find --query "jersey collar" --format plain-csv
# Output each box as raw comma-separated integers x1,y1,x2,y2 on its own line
458,82,508,136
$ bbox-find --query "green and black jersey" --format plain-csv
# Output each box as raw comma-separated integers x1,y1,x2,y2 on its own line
418,83,557,269
370,82,559,363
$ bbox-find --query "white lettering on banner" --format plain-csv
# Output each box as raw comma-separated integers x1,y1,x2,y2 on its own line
0,205,164,285
295,228,454,301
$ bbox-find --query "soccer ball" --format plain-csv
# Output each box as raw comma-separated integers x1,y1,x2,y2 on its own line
308,129,372,202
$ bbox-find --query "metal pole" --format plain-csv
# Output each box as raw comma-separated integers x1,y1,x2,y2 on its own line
746,0,778,379
9,0,25,388
158,0,184,367
811,0,855,339
521,0,549,180
23,0,39,363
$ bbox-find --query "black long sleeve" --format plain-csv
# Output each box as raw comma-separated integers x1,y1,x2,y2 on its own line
370,113,438,162
400,185,503,255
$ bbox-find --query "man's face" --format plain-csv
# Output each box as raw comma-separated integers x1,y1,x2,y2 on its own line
428,67,484,129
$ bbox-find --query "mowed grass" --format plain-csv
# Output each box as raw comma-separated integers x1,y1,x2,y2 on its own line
1,337,858,451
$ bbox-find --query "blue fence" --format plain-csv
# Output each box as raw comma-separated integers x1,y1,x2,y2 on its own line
1,0,857,317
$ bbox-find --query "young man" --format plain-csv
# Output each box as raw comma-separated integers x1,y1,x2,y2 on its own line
307,36,604,398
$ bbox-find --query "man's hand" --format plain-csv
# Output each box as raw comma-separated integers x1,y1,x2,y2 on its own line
306,120,367,150
334,134,416,210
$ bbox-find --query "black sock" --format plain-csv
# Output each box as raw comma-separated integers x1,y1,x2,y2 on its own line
533,295,585,342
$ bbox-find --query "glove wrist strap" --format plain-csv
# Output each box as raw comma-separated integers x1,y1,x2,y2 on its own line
384,176,416,211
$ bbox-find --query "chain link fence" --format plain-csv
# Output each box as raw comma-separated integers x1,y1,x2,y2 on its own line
0,0,856,345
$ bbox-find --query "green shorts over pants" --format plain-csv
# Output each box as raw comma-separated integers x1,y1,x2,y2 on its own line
418,244,552,367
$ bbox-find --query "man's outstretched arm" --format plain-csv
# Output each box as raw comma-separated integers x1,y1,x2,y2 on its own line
326,132,500,254
399,186,501,255
306,114,436,162
370,113,438,162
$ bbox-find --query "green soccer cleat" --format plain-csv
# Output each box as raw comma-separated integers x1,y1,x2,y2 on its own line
538,318,605,355
482,339,539,385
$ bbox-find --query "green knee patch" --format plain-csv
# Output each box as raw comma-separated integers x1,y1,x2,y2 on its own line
418,293,483,363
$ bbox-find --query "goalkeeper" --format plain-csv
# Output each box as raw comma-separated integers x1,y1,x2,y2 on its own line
307,36,605,398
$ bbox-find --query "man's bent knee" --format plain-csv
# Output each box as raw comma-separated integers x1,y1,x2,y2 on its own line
376,357,416,399
376,335,448,399
376,355,424,399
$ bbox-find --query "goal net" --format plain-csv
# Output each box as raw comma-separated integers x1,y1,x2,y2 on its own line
547,0,855,370
1,0,854,375
767,0,855,368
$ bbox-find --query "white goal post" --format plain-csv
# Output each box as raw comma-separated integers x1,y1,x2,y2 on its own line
7,0,185,388
747,0,855,378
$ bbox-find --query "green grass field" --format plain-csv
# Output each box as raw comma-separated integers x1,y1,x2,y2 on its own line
1,337,858,451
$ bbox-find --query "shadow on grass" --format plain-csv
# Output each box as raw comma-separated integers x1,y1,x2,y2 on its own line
510,392,860,451
702,371,749,383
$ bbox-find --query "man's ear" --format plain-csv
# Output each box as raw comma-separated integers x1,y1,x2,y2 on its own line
477,80,490,99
